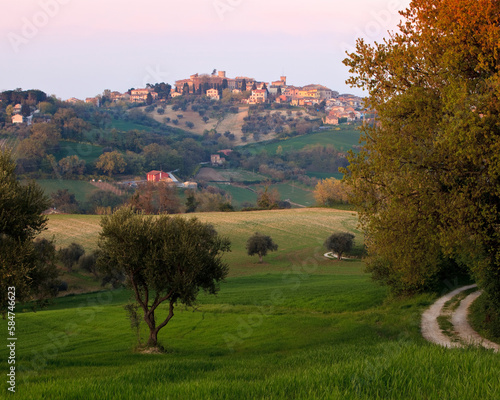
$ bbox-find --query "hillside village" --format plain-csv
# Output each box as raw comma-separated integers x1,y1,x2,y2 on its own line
5,70,371,137
0,72,366,214
64,69,368,126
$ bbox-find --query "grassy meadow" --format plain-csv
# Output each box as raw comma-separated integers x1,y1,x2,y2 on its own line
109,119,154,132
306,171,344,181
243,126,362,155
41,208,362,275
53,140,104,164
253,183,315,207
216,168,270,183
35,179,98,204
213,184,259,208
212,182,314,208
12,209,500,399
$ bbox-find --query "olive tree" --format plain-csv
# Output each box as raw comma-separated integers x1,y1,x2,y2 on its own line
0,148,59,314
97,207,230,348
324,232,355,261
246,232,278,263
58,242,85,272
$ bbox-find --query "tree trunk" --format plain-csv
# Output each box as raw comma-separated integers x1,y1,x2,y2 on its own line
337,252,342,261
259,254,263,263
147,329,158,347
144,299,175,348
144,312,157,347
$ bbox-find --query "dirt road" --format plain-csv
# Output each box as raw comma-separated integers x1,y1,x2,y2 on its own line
421,285,499,352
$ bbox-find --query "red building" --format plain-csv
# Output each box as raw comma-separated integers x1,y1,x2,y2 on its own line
147,170,173,183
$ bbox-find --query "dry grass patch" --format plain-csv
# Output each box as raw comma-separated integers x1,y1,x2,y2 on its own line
42,208,361,278
42,215,102,250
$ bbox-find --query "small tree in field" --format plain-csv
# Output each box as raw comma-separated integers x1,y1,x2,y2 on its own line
97,207,230,349
77,251,100,278
58,242,85,272
324,232,355,261
246,232,278,263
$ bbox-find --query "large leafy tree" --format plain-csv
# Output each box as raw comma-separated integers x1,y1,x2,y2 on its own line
51,189,79,214
96,151,126,177
97,207,231,348
256,186,280,210
52,108,91,141
314,178,350,207
17,122,61,161
129,182,182,215
0,149,59,314
58,155,86,177
343,0,500,303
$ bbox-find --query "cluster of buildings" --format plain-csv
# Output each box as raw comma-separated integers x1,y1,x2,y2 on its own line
173,71,340,107
173,70,366,124
210,149,233,166
175,71,256,95
10,103,37,125
275,83,335,106
11,103,28,124
129,88,158,103
61,69,367,126
322,96,367,125
67,87,160,106
67,97,100,106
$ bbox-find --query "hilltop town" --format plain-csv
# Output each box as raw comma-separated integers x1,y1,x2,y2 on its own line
63,69,368,126
4,71,370,136
0,71,367,214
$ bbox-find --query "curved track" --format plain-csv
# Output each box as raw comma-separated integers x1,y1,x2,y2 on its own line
421,285,499,352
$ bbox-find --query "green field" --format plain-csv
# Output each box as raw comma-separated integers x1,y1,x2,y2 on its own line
214,184,259,207
243,126,362,155
214,183,314,208
53,140,103,164
217,168,270,183
253,183,315,207
307,171,344,180
211,182,315,208
110,119,154,132
16,210,500,399
35,179,98,204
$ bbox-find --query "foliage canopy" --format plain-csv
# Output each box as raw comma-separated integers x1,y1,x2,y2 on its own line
324,232,355,261
343,0,500,303
58,242,85,272
0,148,59,313
314,178,350,207
246,232,278,263
97,207,231,348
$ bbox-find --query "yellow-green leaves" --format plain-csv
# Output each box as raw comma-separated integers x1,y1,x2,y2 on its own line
344,0,500,301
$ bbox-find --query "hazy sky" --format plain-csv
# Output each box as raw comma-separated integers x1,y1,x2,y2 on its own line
0,0,410,100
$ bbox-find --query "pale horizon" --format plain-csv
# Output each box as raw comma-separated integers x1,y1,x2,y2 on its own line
0,0,410,100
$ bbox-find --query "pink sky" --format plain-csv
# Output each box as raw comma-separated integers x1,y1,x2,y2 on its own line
1,0,410,99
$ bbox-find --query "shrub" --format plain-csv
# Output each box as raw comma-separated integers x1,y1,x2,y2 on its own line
58,242,85,271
